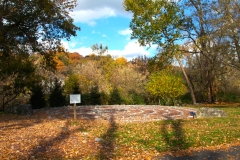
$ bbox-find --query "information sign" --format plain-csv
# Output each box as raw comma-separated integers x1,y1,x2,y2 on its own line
70,94,81,104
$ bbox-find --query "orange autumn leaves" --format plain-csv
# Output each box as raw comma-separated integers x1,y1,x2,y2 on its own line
54,52,83,72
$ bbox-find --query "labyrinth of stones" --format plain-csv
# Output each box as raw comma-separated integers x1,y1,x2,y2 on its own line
44,105,197,123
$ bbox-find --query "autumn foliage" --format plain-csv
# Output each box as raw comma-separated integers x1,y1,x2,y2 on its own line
146,69,187,105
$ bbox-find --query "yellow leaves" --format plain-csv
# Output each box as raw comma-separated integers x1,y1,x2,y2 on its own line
78,75,93,93
146,69,187,100
53,52,68,71
115,57,128,67
56,59,66,71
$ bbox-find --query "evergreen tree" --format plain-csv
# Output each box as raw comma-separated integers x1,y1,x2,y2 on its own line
64,74,81,105
30,85,46,109
90,85,101,105
64,74,81,94
109,87,122,105
48,78,66,107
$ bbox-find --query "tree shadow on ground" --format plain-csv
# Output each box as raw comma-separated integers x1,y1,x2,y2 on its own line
15,119,92,159
0,107,79,133
97,114,118,160
1,106,120,159
155,119,228,160
160,119,190,152
0,111,45,131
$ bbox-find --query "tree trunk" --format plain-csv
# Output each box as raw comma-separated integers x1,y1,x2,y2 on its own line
176,56,197,105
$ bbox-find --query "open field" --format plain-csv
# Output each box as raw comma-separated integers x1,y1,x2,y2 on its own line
0,104,240,159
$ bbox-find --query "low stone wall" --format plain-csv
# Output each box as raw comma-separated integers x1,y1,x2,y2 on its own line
196,107,227,118
6,104,33,116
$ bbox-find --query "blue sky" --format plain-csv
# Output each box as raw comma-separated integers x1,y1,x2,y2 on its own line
62,0,157,60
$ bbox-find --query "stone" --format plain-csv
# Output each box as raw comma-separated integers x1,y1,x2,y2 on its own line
95,138,102,142
6,104,33,116
82,132,88,136
196,107,227,118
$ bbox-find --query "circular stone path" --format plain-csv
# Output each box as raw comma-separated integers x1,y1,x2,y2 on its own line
45,105,197,123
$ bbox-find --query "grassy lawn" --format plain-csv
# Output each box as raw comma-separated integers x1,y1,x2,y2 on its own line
0,105,240,159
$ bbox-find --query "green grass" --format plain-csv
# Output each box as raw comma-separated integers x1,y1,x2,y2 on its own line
113,105,240,153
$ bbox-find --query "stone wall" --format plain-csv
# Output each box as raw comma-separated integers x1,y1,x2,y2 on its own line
196,108,227,118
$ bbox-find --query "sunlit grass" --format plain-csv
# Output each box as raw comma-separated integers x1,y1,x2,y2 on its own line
114,105,240,153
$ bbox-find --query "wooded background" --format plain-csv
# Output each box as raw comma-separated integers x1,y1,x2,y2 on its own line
1,0,240,110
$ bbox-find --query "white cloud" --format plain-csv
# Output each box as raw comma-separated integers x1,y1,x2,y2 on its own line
102,34,107,37
71,0,132,26
69,42,77,48
75,0,131,16
62,40,152,60
70,47,92,57
91,30,100,34
109,41,150,60
72,7,116,26
61,41,71,50
61,41,91,56
118,28,132,36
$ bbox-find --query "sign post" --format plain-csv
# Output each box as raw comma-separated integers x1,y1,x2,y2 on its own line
70,94,81,120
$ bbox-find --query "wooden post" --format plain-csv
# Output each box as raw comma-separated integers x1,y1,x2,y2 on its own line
70,94,80,120
74,103,77,120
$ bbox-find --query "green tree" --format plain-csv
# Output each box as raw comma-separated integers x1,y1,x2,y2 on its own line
123,0,198,104
30,84,46,109
0,0,79,58
0,0,79,108
109,87,122,105
124,0,240,103
100,92,109,105
89,85,101,105
0,54,36,110
64,74,81,95
64,74,81,105
124,0,183,48
91,43,108,57
48,78,66,107
146,69,187,105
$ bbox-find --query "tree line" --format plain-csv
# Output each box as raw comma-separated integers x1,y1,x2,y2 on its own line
1,0,239,110
2,43,240,110
124,0,240,104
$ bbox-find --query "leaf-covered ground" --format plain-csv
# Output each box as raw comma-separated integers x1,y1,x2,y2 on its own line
0,105,240,159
